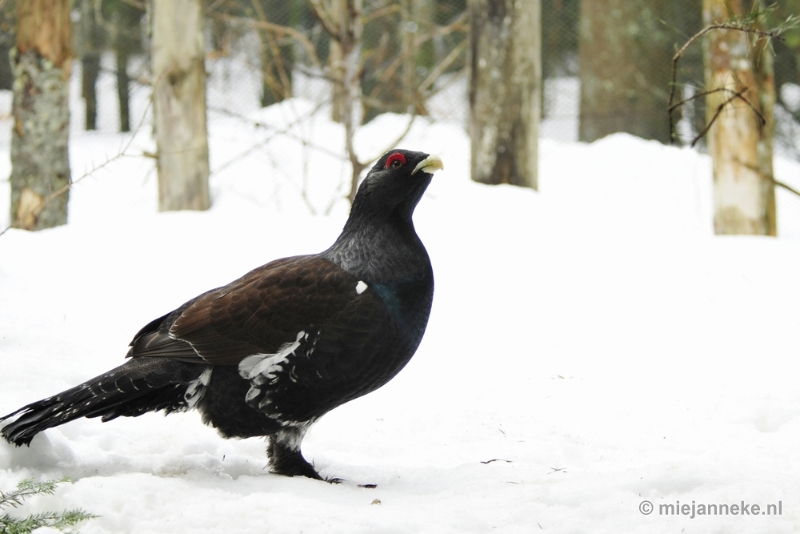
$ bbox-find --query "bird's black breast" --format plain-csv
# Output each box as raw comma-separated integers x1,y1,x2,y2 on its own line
204,286,416,430
369,276,433,347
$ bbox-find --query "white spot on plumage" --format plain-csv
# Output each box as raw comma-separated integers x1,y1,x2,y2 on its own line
239,331,306,404
245,387,261,403
238,354,263,378
184,367,213,408
238,331,306,381
275,422,313,451
356,281,368,294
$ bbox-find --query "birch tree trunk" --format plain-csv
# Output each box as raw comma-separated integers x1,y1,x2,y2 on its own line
469,0,541,189
703,0,776,235
151,0,210,211
10,0,72,230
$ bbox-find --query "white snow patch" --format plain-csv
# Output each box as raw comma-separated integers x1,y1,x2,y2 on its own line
1,71,800,533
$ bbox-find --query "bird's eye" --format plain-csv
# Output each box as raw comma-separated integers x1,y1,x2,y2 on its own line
385,152,407,169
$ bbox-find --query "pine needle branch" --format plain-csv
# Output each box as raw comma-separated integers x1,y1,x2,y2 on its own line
0,479,62,510
0,479,97,534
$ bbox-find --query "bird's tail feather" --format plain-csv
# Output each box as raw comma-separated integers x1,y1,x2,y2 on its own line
1,358,209,446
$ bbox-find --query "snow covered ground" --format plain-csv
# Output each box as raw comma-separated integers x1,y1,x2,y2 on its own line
1,73,800,533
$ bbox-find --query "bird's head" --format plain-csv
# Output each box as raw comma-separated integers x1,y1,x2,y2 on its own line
351,149,444,222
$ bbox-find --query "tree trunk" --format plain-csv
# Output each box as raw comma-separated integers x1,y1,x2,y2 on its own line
151,0,210,211
79,0,104,131
703,0,776,235
112,2,143,133
116,46,130,132
82,54,100,130
10,0,72,230
469,0,541,189
578,0,673,143
256,0,294,107
0,37,13,90
328,0,351,124
360,3,400,123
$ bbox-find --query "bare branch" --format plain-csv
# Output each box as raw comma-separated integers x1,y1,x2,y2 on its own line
207,101,347,176
734,157,800,199
668,22,783,144
362,3,399,25
689,87,763,147
208,11,324,70
668,87,737,113
371,114,418,165
418,39,468,94
308,0,341,39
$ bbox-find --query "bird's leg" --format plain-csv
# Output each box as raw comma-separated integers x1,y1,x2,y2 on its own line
268,427,324,480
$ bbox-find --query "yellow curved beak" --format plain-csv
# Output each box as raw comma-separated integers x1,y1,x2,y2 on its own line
412,154,444,176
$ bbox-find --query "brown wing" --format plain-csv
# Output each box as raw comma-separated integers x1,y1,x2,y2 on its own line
127,255,367,366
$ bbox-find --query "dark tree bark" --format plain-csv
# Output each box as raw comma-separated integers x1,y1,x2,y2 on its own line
0,2,13,90
79,0,105,131
111,1,142,133
0,41,12,91
469,0,541,189
116,46,130,132
255,0,295,107
152,0,211,211
82,54,100,130
703,0,776,235
578,0,673,143
10,0,72,230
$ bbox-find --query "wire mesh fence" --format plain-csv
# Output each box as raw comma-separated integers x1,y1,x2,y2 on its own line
0,0,799,223
0,1,791,150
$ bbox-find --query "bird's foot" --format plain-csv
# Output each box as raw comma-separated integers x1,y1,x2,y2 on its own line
268,437,322,480
266,434,377,486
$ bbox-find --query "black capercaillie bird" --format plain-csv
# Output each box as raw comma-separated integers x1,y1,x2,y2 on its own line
1,149,443,481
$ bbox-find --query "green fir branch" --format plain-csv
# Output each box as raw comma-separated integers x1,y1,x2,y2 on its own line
0,479,97,534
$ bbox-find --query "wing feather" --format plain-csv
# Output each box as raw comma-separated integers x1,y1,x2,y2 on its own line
127,255,368,366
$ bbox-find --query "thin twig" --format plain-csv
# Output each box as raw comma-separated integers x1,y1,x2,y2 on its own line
308,0,341,40
418,39,468,94
690,88,748,147
668,22,783,144
668,87,741,113
373,114,418,164
209,11,324,71
672,85,766,146
734,157,800,198
208,100,345,177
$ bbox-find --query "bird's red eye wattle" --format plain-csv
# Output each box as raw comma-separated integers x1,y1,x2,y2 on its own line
385,152,407,169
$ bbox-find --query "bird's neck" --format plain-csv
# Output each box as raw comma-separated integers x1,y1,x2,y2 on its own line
323,212,431,284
